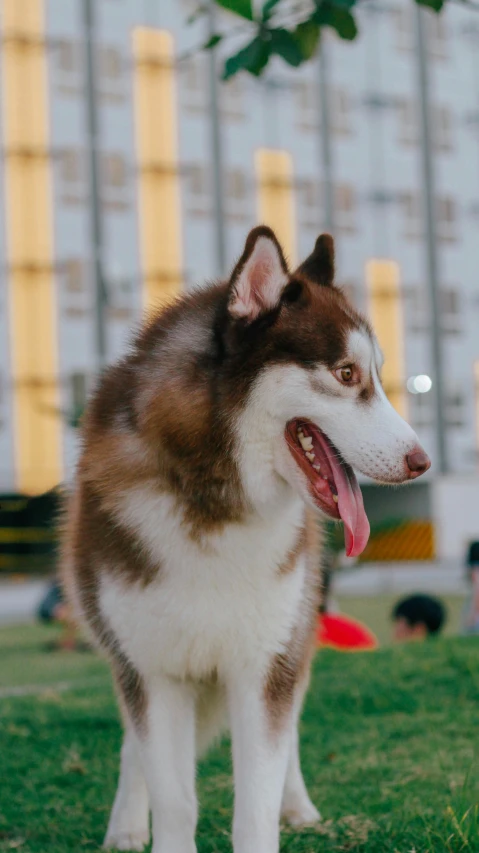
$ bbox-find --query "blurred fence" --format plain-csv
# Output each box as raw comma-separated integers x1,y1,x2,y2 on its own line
358,519,435,562
0,490,60,573
0,496,435,575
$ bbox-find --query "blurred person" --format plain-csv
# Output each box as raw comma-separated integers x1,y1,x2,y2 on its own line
392,594,446,642
38,577,84,651
462,541,479,635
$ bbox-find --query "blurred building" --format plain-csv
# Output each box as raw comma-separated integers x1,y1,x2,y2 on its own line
0,0,479,560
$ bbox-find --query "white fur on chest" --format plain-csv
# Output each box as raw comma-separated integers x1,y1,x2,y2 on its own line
99,487,307,682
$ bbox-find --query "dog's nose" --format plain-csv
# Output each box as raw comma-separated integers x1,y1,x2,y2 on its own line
406,449,431,479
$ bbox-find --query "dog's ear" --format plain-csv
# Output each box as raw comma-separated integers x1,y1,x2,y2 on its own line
228,226,289,322
296,233,335,287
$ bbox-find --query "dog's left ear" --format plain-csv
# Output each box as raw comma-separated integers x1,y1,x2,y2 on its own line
296,233,335,287
228,225,289,322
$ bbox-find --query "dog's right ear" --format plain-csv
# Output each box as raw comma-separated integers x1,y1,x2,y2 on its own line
228,226,289,322
296,233,335,287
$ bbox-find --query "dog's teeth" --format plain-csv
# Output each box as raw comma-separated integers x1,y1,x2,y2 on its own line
313,463,321,471
305,451,315,462
333,494,339,503
299,435,313,451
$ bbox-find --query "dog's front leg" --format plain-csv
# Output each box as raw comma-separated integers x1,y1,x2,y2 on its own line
135,675,198,853
228,673,293,853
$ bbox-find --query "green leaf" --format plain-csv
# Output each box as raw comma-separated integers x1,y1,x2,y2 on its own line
203,33,223,49
313,1,358,39
222,35,270,79
215,0,254,20
330,8,358,40
314,3,358,41
262,0,282,20
270,27,304,67
321,0,357,8
415,0,445,10
293,20,320,60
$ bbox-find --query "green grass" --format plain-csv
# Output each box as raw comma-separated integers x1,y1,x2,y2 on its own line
0,624,478,852
0,623,107,690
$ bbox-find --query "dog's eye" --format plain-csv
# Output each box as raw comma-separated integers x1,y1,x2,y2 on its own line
334,365,357,385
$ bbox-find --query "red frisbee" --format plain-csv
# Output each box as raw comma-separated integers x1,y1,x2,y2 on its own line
317,612,378,651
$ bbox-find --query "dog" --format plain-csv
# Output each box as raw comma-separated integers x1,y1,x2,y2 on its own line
62,226,430,853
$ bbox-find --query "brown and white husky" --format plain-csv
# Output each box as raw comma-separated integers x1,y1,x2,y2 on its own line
62,227,430,853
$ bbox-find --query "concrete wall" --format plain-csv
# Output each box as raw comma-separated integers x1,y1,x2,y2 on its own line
432,475,479,561
361,481,431,527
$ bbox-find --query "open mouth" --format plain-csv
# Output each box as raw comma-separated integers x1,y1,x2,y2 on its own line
285,418,370,558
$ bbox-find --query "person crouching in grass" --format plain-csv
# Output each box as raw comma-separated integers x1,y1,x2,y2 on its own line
392,594,446,642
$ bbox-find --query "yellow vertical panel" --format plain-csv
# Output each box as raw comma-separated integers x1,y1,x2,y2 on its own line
255,149,297,266
133,28,182,315
2,0,62,494
366,260,407,418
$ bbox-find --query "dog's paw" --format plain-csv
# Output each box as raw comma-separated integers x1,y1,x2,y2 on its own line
103,829,150,851
282,799,321,828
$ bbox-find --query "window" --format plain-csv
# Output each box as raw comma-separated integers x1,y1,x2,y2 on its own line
225,169,250,222
405,286,461,334
71,372,87,409
474,362,479,453
410,391,433,429
440,288,461,333
297,179,320,230
400,192,423,240
436,195,457,243
335,184,356,232
53,39,81,96
185,163,211,217
56,39,80,74
101,153,130,210
445,390,465,428
392,6,413,52
100,47,123,81
98,46,126,102
397,99,418,146
427,10,447,59
405,286,428,333
434,106,453,152
58,149,85,205
62,259,88,318
180,56,207,114
331,89,351,135
295,80,318,131
106,268,134,320
103,153,128,189
60,149,83,184
342,280,360,309
63,259,84,293
68,373,88,426
221,76,246,121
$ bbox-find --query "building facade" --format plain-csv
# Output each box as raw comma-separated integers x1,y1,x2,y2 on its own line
1,0,479,549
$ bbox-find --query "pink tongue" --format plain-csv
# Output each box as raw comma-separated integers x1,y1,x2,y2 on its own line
322,442,370,557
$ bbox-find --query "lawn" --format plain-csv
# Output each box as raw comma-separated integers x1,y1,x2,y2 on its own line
0,623,478,853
